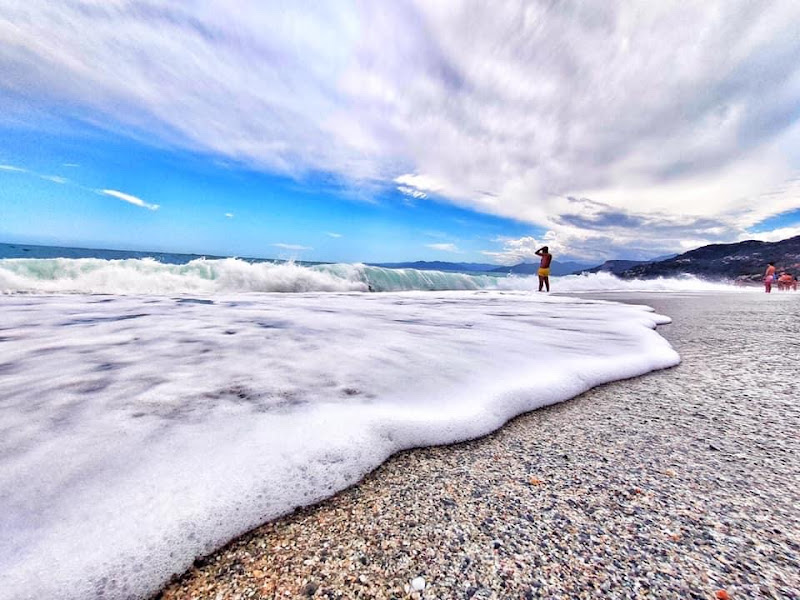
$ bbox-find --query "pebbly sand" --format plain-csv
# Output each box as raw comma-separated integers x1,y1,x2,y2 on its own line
156,292,800,599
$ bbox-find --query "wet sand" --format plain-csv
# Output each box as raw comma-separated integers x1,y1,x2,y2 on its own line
157,292,800,599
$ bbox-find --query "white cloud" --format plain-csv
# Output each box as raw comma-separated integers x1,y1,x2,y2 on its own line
396,186,427,200
748,225,800,242
225,212,234,218
3,3,800,257
100,189,159,211
40,175,67,184
426,243,460,253
0,164,26,172
395,174,447,199
62,163,79,167
422,230,450,239
272,243,312,251
481,236,549,265
326,232,342,238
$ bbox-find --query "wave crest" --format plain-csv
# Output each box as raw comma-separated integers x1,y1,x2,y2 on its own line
0,257,743,295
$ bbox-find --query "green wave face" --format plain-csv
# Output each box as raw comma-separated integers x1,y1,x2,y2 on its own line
315,263,501,292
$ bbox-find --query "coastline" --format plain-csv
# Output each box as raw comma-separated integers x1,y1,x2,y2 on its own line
157,292,799,599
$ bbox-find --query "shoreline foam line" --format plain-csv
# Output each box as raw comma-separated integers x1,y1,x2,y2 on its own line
0,290,678,600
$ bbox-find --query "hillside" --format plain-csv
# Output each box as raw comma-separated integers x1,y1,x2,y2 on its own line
581,259,649,275
622,236,800,280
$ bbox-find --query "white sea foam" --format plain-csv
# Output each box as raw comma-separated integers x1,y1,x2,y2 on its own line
545,271,755,293
0,290,678,600
0,257,746,295
0,257,367,294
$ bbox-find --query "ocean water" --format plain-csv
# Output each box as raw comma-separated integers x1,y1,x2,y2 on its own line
0,244,739,600
0,241,292,264
0,242,749,295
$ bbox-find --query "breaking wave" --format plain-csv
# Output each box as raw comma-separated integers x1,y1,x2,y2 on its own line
0,257,743,295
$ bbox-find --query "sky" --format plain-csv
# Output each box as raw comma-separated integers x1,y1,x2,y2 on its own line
1,1,800,265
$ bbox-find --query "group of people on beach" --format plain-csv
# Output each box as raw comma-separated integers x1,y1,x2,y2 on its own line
764,262,797,293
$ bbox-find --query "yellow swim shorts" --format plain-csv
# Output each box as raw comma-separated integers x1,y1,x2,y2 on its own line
538,268,550,277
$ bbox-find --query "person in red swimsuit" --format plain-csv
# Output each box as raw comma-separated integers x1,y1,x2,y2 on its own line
535,246,552,292
777,272,793,291
764,262,776,293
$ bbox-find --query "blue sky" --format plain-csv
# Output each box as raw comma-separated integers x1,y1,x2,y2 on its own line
0,125,532,263
2,2,800,264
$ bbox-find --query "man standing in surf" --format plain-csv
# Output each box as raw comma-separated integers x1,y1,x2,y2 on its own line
535,246,552,292
764,261,776,293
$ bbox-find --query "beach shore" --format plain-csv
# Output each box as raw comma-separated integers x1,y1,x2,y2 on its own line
157,292,799,599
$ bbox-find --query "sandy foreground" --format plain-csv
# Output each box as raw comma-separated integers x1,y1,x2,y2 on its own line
156,292,799,599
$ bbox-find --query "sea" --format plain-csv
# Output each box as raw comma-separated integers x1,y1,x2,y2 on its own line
0,243,751,600
0,242,746,294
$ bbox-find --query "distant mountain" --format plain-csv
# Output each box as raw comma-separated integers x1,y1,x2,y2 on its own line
620,236,800,280
490,260,595,276
372,260,498,272
650,253,679,262
579,253,680,275
581,259,650,275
